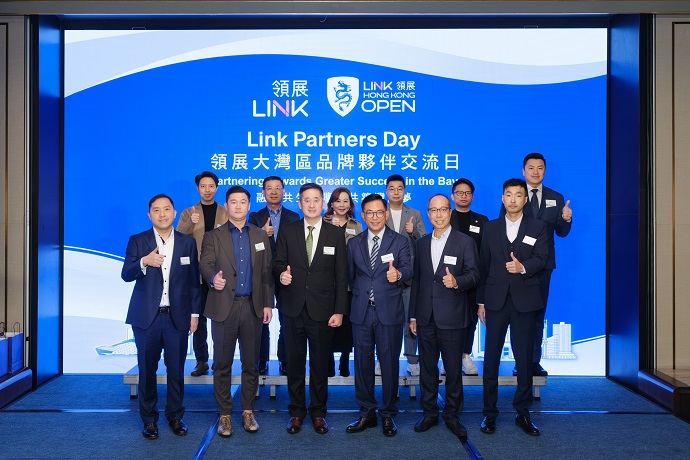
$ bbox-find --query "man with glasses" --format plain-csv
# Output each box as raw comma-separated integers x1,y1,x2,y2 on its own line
345,194,412,437
409,194,479,440
449,178,488,376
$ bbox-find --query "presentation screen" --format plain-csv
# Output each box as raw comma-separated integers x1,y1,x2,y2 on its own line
63,27,607,375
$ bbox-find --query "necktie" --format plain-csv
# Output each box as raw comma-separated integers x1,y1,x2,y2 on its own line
369,235,380,302
306,226,314,265
531,189,539,216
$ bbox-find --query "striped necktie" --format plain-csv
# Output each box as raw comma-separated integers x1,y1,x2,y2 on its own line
369,235,379,302
306,226,314,265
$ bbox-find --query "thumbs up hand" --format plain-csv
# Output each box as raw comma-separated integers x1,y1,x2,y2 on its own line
281,265,292,286
405,216,415,234
263,217,274,237
442,266,457,289
386,260,399,283
562,199,572,222
213,270,226,290
143,247,165,268
190,205,200,224
505,252,524,274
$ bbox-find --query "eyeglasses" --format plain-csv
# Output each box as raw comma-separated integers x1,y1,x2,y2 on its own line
428,207,450,215
363,210,386,218
453,191,473,197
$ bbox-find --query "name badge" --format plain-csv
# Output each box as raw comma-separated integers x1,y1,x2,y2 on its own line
522,236,536,246
381,253,394,263
469,225,480,234
444,255,457,265
323,246,335,255
180,256,190,265
255,242,265,252
346,228,356,235
545,199,557,208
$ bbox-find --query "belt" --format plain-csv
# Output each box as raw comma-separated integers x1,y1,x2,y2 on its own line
158,307,170,314
235,295,251,301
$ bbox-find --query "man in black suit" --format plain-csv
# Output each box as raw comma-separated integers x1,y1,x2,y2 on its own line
449,178,488,376
410,193,479,440
478,179,549,436
249,176,300,375
273,183,348,435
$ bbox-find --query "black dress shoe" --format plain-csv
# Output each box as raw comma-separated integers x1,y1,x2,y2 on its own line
286,417,303,434
339,354,351,377
142,422,158,439
444,418,467,439
413,415,438,432
346,416,378,433
480,416,496,434
382,417,397,437
515,414,540,436
279,362,288,375
312,417,329,434
258,362,268,375
169,419,188,436
191,361,209,376
532,363,548,376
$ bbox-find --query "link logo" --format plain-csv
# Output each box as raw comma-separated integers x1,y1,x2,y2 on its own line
327,77,359,117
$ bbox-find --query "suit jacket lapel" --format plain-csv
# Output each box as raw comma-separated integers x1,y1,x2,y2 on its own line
498,220,511,262
218,225,237,273
359,231,373,273
145,230,162,278
169,232,181,277
310,219,327,266
434,231,456,276
296,219,310,267
514,218,529,259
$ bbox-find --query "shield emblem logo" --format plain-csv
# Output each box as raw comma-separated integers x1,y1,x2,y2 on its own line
327,77,359,117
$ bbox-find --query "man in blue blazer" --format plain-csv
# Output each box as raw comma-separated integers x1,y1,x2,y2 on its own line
409,193,479,440
479,179,548,436
122,194,201,439
345,193,412,437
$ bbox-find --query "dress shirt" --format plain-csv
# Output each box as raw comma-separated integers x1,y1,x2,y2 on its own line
430,226,452,273
229,222,253,297
530,184,543,208
367,226,386,256
505,214,523,243
304,218,323,249
268,206,283,241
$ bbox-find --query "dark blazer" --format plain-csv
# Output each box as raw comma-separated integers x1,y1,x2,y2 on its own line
199,223,274,321
273,218,348,321
476,216,549,313
121,229,201,330
249,206,301,257
410,229,480,329
450,209,489,250
347,228,413,326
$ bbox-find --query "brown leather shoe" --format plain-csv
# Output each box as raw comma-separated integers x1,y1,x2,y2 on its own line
191,361,209,376
217,415,232,437
312,417,329,434
286,417,303,434
242,412,259,432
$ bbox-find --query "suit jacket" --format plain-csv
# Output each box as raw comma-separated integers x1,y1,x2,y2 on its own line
410,229,480,329
177,202,228,259
500,185,570,269
476,215,549,312
347,228,413,326
121,229,201,330
248,205,301,258
199,222,275,321
450,209,489,250
273,218,348,321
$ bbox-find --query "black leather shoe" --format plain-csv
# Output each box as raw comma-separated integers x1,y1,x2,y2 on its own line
515,414,540,436
339,361,351,377
382,417,397,437
444,418,467,439
258,362,268,375
413,415,438,432
142,422,158,439
480,416,496,434
279,362,288,375
191,361,209,376
346,416,377,433
169,419,188,436
532,363,548,376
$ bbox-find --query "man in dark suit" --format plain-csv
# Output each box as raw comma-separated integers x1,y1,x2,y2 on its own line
249,175,300,375
478,179,549,436
273,183,348,435
449,178,489,376
410,193,479,440
200,186,274,437
345,194,412,437
177,171,228,377
121,194,201,439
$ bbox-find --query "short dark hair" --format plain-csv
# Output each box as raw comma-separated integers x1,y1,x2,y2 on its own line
299,182,323,198
195,171,219,186
523,152,546,168
361,193,386,211
427,193,451,209
325,187,356,219
502,178,528,195
452,178,475,193
262,176,284,189
225,186,251,202
149,194,174,209
386,174,405,186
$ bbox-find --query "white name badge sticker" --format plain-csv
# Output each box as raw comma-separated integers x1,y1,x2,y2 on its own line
180,256,191,265
545,199,557,208
346,228,356,235
381,253,394,263
323,246,335,255
522,236,536,246
444,255,457,265
255,242,265,252
469,225,480,234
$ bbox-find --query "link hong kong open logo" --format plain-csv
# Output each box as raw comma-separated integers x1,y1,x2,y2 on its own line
327,77,359,117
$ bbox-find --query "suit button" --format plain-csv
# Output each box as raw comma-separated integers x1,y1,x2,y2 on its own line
233,274,237,277
232,289,235,292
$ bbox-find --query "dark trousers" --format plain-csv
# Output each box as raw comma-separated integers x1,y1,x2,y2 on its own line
463,288,479,355
418,322,466,418
282,306,334,419
352,304,402,419
533,269,553,362
132,312,188,424
483,294,537,418
192,282,209,363
211,297,263,414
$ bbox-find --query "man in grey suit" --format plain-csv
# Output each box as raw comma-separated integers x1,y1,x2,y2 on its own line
385,174,426,376
200,186,274,437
